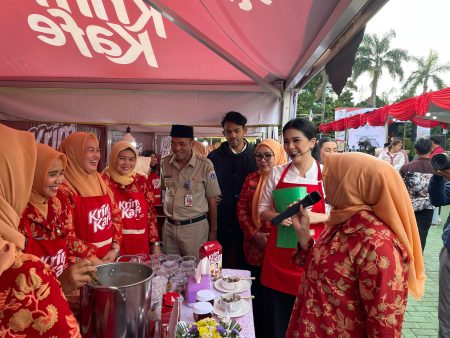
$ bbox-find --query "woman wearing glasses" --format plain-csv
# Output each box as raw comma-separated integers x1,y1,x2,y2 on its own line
237,139,287,337
258,118,328,337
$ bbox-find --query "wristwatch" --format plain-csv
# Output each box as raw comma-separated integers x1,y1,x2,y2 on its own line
112,246,120,257
151,241,162,247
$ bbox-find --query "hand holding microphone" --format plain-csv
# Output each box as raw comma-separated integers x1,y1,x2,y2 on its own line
271,191,322,225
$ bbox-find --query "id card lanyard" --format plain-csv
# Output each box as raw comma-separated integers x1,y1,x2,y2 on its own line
183,179,193,207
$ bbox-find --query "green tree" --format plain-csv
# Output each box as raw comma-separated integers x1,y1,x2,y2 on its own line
297,72,336,125
297,75,322,118
352,30,409,107
334,90,355,108
402,49,450,95
355,95,388,108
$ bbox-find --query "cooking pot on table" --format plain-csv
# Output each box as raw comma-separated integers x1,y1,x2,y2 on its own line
81,262,153,338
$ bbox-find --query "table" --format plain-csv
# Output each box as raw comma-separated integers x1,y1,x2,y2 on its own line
180,269,255,338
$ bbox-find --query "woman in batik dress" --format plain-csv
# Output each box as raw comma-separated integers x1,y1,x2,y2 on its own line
0,124,80,337
286,152,425,338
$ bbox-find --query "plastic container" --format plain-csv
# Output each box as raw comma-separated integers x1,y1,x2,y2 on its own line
193,302,213,321
196,289,215,306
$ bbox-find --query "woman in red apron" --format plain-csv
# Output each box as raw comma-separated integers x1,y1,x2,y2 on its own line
19,143,98,294
102,141,160,260
237,139,287,337
258,118,328,338
58,132,122,263
0,124,81,337
147,150,162,205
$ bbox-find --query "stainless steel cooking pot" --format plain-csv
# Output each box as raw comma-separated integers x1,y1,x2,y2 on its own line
81,262,153,338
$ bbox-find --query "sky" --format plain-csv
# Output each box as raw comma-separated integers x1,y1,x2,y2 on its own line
353,0,450,103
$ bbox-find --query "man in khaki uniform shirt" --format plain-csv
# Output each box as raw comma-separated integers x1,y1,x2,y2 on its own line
161,125,221,257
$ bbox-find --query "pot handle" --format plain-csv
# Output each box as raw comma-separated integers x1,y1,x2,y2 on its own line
116,254,145,263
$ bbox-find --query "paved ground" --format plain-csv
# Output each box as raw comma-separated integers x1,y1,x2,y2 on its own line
402,206,448,338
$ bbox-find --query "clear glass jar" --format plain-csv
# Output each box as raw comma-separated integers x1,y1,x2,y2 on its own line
170,275,188,295
165,254,181,263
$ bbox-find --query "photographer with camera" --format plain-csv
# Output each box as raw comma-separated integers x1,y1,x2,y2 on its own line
428,155,450,338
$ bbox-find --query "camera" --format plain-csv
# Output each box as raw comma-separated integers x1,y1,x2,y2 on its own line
431,153,450,170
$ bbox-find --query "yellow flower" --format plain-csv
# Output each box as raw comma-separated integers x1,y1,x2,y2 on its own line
198,326,212,337
9,309,33,332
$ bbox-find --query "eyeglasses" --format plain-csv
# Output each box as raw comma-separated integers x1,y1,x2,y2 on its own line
255,153,274,160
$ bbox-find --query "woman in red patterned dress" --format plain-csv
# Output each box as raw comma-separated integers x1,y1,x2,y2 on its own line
102,141,161,259
0,124,81,337
58,132,122,263
237,138,286,337
19,143,99,294
286,153,425,337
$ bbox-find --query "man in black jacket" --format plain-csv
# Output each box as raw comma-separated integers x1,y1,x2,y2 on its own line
429,168,450,338
208,111,257,269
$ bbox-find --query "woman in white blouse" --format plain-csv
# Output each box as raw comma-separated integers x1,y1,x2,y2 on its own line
258,118,328,338
378,138,406,171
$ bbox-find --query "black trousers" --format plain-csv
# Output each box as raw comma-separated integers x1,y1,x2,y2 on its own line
217,226,248,270
261,285,296,338
415,208,434,251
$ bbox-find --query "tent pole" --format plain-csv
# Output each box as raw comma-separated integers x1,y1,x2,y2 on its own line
281,91,294,135
384,117,390,143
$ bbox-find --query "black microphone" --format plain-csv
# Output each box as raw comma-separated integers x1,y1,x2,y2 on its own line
271,191,322,225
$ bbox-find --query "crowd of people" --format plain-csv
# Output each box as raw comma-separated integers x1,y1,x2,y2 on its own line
1,111,449,337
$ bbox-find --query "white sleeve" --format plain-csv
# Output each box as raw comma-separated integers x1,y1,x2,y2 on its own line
259,169,277,215
394,154,406,171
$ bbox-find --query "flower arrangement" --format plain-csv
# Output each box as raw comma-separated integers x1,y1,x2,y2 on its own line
176,318,242,338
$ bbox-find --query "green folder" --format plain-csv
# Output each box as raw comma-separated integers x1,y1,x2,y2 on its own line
272,186,307,248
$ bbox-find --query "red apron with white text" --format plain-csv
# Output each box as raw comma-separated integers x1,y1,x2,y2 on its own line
260,162,326,295
114,187,150,257
74,194,113,258
24,222,68,278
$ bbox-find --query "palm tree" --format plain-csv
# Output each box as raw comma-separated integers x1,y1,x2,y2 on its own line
352,30,409,107
402,50,450,95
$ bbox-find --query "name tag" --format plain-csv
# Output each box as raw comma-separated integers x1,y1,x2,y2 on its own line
309,229,315,236
184,194,193,207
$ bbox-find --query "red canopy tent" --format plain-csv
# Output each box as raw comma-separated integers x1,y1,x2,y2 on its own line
0,0,388,136
319,87,450,134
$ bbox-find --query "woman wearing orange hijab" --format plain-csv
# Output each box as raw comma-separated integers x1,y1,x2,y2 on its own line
58,132,122,263
286,152,425,338
102,141,160,259
0,124,81,337
19,143,99,294
236,139,287,336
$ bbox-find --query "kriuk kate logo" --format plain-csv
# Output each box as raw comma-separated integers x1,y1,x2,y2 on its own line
41,248,67,277
88,203,112,233
119,199,143,219
27,0,167,67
